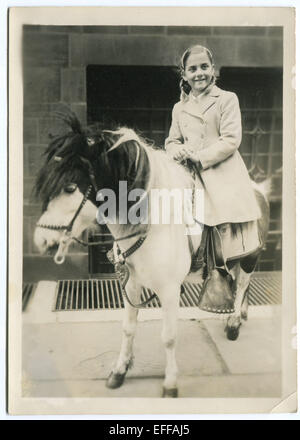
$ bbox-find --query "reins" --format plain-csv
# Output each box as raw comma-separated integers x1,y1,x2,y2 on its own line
72,229,147,247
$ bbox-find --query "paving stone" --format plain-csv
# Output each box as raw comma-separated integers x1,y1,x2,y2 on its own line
179,373,281,398
22,319,225,382
203,315,281,375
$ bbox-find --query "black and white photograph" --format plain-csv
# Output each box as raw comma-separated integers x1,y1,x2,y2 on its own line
8,6,296,415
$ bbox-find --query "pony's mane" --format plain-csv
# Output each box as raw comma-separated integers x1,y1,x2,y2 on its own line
107,127,193,193
107,128,194,235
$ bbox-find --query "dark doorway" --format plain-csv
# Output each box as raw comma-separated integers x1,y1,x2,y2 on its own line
87,65,180,148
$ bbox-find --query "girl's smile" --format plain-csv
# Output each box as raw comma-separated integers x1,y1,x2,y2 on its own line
183,52,215,96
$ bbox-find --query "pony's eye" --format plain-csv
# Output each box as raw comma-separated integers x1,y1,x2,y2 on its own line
64,183,77,193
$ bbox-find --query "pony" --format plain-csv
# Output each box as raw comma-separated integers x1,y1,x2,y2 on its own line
33,111,270,398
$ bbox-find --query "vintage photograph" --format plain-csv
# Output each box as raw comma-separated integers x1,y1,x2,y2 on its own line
8,7,296,415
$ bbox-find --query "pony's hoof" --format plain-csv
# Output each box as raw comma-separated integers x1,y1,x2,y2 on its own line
162,387,178,398
106,372,126,389
226,325,240,341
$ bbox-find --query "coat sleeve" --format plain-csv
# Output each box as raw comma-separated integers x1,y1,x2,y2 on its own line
197,92,242,170
165,103,184,158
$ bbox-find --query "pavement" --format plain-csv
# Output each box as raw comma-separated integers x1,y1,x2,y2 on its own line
22,281,282,399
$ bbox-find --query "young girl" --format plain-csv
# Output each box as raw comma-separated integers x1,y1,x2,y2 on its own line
165,45,262,260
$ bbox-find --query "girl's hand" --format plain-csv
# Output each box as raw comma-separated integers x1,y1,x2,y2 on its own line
173,147,189,161
180,147,200,163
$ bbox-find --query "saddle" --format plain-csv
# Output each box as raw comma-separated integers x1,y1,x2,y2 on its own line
189,226,235,314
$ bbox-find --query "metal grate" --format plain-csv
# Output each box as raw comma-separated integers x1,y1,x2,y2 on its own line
22,283,36,311
247,272,282,305
53,272,281,311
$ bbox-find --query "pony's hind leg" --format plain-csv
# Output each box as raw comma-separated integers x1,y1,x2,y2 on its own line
106,278,141,389
226,264,251,341
159,283,181,398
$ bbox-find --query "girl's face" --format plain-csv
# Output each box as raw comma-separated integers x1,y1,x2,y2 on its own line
183,51,215,96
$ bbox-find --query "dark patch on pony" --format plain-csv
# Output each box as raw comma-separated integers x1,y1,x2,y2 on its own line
34,110,151,214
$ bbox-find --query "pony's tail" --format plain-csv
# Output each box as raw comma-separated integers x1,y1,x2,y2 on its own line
252,177,273,201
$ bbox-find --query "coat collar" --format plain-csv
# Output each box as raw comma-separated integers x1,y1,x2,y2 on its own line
181,85,222,119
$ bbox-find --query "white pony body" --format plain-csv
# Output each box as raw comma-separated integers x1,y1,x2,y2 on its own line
34,123,269,397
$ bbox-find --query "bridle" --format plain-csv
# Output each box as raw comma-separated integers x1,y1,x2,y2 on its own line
37,184,93,234
36,184,93,264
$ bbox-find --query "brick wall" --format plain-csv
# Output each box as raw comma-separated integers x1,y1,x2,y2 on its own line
23,25,282,265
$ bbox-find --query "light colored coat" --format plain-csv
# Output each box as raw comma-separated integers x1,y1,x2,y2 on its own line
165,85,261,226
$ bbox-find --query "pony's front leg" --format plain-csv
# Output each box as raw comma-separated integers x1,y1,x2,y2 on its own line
106,278,141,389
226,266,251,341
160,284,181,398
